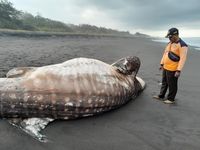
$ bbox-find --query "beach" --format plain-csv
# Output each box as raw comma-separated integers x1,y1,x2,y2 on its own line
0,34,200,150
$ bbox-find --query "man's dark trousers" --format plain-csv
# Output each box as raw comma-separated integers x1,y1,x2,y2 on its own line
159,69,178,101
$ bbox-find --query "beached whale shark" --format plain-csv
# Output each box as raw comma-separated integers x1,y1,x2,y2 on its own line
0,56,145,142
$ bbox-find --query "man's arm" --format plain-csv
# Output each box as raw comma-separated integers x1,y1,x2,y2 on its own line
174,46,188,77
177,46,188,71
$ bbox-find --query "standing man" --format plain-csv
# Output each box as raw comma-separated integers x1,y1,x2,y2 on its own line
153,28,188,104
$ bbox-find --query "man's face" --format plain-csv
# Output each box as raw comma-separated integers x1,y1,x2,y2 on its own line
169,34,178,42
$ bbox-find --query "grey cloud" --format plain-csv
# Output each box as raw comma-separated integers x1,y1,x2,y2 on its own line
76,0,200,30
10,0,200,34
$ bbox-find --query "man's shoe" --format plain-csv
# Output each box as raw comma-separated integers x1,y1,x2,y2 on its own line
163,99,175,104
153,95,164,100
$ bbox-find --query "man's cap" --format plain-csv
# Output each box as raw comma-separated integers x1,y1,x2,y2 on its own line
165,28,179,38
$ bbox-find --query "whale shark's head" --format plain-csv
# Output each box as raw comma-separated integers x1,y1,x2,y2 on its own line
112,56,141,76
112,56,145,90
123,56,140,75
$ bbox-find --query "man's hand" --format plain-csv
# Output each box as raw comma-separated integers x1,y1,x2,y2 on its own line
159,64,164,71
175,71,181,78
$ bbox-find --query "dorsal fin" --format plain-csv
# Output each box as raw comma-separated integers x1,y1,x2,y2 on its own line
6,67,36,78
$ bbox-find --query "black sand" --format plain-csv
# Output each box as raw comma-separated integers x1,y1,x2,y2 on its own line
0,35,200,150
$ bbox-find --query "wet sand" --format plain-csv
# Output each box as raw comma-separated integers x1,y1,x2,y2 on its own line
0,34,200,150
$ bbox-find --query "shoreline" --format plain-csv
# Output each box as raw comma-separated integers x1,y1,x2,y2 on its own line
152,37,200,51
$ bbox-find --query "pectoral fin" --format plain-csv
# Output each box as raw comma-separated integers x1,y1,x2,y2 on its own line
8,118,54,142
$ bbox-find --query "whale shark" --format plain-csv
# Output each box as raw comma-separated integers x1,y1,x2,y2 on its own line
0,56,145,142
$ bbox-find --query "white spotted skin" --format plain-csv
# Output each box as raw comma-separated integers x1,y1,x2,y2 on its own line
0,57,145,119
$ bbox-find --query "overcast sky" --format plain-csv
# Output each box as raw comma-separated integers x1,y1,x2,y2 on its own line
10,0,200,37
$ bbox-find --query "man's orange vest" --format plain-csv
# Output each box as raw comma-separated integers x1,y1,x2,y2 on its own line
160,39,188,71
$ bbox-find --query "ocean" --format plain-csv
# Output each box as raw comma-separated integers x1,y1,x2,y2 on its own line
153,37,200,51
